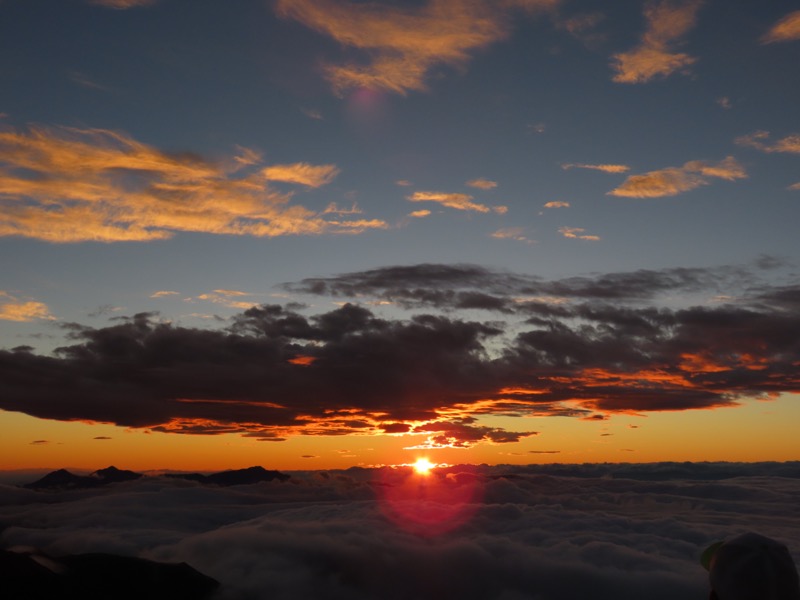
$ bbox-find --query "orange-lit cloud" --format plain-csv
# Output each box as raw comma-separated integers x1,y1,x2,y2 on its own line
0,292,55,322
608,156,746,198
543,201,570,208
611,0,703,84
562,163,630,173
188,289,259,310
408,209,432,218
262,163,340,187
491,227,534,244
0,125,387,242
275,0,559,95
762,10,800,44
466,178,498,190
736,131,800,154
559,226,599,241
408,191,506,214
323,202,363,216
150,290,180,299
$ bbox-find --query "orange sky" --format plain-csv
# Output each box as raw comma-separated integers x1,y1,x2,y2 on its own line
3,393,798,472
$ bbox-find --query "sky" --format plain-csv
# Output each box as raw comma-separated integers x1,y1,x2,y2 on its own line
1,0,799,471
2,462,799,599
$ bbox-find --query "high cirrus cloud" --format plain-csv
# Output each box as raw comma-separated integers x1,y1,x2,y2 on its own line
736,131,800,154
562,163,630,173
611,0,703,84
0,125,387,242
762,10,800,44
88,0,157,7
274,0,559,95
1,262,798,444
0,292,55,322
262,163,341,188
608,156,746,198
408,191,507,214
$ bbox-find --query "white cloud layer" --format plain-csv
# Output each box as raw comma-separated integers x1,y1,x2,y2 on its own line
3,463,798,600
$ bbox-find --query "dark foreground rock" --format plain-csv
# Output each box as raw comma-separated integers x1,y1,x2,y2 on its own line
0,548,219,600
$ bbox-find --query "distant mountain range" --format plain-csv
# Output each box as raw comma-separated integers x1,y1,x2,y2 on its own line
2,547,219,600
23,465,290,491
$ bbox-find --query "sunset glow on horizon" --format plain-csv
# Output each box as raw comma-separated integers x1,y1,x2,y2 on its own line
1,0,799,473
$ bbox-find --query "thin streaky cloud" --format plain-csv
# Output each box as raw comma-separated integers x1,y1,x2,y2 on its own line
408,210,432,218
717,97,732,110
611,0,703,84
323,202,363,216
736,131,800,154
261,163,340,188
491,227,534,244
0,125,385,242
762,10,800,44
609,156,746,198
150,291,180,298
562,163,630,173
466,178,498,190
0,292,55,322
87,0,158,8
301,108,323,120
543,201,570,208
788,182,800,191
559,226,600,241
274,0,559,95
408,191,502,213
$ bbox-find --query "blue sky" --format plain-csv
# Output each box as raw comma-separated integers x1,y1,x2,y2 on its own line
1,0,799,468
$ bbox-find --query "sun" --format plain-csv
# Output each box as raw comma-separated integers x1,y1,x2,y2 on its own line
412,458,435,475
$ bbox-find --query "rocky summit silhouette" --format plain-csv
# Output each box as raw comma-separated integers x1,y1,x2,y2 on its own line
23,466,142,491
23,465,290,490
167,465,291,486
1,547,219,600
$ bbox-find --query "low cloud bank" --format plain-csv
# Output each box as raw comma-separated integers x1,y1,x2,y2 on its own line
2,462,798,600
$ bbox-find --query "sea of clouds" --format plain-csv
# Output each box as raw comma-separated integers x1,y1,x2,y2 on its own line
2,462,799,600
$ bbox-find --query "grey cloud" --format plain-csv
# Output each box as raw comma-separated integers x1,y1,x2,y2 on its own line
1,263,798,438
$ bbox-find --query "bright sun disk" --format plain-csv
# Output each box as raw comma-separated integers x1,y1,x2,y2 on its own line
412,458,435,475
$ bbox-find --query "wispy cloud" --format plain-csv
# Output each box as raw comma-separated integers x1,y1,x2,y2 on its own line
611,0,703,84
466,178,498,190
562,163,630,173
736,131,800,154
0,292,55,322
408,191,507,214
543,201,570,208
762,10,800,44
275,0,559,95
408,210,432,218
150,291,180,299
559,226,600,241
0,125,387,242
262,163,340,188
491,227,534,244
608,156,746,198
87,0,157,8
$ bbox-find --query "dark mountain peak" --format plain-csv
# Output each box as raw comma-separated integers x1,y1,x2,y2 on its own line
167,466,290,487
24,466,143,490
23,469,98,490
91,466,142,483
